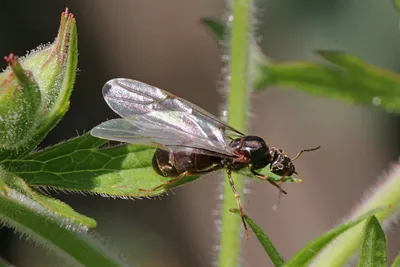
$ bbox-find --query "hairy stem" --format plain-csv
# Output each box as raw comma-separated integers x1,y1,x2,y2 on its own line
218,0,253,266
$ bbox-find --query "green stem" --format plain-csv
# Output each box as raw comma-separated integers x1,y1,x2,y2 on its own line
218,0,252,266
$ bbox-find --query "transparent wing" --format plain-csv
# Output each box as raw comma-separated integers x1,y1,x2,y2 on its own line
92,78,244,157
91,118,236,158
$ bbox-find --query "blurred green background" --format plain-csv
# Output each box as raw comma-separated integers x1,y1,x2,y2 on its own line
1,0,400,266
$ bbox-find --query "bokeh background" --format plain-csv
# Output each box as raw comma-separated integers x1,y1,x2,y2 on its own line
1,0,400,266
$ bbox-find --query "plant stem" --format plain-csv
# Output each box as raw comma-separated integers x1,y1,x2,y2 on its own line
218,0,252,266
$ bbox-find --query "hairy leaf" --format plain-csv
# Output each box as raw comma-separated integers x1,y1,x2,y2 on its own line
358,216,387,267
0,167,95,228
285,206,389,267
2,133,200,197
201,18,400,113
230,208,285,267
2,133,295,197
257,52,400,112
0,170,125,266
392,254,400,267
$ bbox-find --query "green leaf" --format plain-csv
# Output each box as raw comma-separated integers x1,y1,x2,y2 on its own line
2,132,294,198
201,18,400,113
201,18,226,40
392,254,400,267
284,206,389,267
0,178,9,195
33,190,96,228
257,52,400,112
0,167,95,228
1,133,201,197
311,164,400,267
358,216,387,267
0,170,126,266
230,208,285,267
252,166,299,183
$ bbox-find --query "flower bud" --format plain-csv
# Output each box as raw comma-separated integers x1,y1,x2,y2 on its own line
0,54,42,148
0,8,77,152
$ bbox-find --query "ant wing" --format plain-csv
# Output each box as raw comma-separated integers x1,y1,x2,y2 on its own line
91,118,236,158
91,78,244,157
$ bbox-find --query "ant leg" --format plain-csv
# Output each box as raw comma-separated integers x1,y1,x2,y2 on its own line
251,170,288,195
238,137,245,150
139,171,189,192
272,177,287,211
252,170,288,211
140,165,223,192
273,175,288,187
227,169,249,239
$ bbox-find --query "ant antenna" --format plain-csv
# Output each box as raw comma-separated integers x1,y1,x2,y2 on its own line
266,179,287,195
292,145,321,161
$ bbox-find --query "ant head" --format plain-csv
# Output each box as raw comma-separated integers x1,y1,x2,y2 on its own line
269,145,321,210
269,145,321,177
